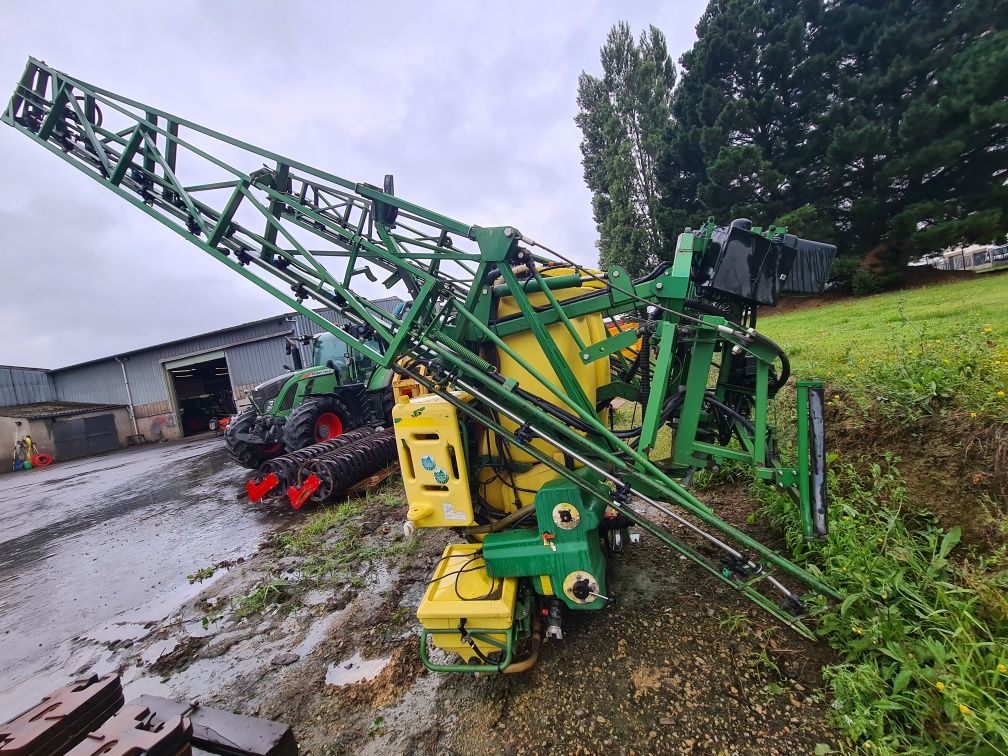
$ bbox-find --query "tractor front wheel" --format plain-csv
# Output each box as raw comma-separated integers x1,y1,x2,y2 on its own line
282,398,356,452
224,409,284,469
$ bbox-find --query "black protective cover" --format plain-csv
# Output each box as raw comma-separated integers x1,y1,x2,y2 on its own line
694,225,796,306
781,237,837,296
695,225,837,305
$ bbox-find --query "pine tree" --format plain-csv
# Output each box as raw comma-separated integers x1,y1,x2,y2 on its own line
576,23,678,275
671,0,833,225
581,2,1008,282
814,0,1008,260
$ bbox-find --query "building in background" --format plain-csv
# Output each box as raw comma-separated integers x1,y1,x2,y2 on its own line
0,298,401,469
939,243,1008,272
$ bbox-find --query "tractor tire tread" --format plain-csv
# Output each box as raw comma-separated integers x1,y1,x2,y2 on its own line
282,397,357,453
224,409,278,469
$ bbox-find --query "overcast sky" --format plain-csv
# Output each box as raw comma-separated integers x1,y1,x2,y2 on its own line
0,1,707,368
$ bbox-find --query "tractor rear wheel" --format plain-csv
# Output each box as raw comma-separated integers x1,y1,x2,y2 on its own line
282,398,357,452
224,409,284,469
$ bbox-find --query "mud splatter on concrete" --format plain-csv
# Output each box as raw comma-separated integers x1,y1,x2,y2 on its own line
2,436,844,754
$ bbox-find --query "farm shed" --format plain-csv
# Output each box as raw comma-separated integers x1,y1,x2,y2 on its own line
0,297,401,464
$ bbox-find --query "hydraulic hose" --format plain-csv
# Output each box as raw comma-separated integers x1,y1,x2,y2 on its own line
463,503,536,536
746,330,791,393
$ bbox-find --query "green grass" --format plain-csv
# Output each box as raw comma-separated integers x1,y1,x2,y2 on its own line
274,498,365,554
762,275,1008,423
762,274,1008,379
757,461,1008,755
752,276,1008,753
227,483,410,619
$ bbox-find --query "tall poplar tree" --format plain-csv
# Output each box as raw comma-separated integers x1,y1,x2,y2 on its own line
576,23,678,275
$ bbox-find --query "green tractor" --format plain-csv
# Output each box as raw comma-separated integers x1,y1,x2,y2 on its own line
224,328,393,468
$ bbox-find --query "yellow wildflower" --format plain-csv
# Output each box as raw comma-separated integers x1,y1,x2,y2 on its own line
998,663,1007,674
982,325,993,334
969,412,977,418
998,390,1006,398
935,681,945,692
852,625,864,636
959,704,971,715
833,394,842,401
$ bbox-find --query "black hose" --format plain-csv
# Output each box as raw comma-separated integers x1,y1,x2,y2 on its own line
638,328,652,414
747,331,790,393
701,393,774,467
684,297,731,318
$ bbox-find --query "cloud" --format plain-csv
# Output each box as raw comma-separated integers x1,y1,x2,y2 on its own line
0,0,705,367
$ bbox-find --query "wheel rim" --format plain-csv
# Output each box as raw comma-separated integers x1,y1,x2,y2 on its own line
314,412,343,442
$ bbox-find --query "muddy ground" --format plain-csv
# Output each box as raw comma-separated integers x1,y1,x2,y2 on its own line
0,436,296,717
40,464,846,755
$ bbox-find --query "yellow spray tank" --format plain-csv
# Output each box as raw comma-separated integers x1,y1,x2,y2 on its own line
476,267,610,514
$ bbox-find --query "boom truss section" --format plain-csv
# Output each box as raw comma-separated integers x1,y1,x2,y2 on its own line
4,58,838,636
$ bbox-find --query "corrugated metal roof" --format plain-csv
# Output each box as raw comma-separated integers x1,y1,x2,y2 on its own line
0,366,57,407
0,401,125,419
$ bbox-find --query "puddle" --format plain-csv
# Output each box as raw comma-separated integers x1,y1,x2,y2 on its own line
183,616,226,638
293,605,353,658
81,620,152,645
141,638,180,665
121,673,172,701
325,653,389,686
303,588,333,606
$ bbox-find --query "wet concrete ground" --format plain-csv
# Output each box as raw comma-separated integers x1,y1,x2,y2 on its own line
0,442,843,753
0,437,290,720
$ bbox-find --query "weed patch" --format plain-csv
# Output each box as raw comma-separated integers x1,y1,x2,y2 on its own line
187,565,218,584
233,577,292,619
841,325,1008,425
756,460,1008,755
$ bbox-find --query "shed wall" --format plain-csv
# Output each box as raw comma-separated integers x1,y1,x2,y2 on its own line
52,361,127,406
26,298,402,440
0,416,19,470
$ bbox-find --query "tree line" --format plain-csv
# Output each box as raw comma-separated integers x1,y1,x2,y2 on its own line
576,0,1008,291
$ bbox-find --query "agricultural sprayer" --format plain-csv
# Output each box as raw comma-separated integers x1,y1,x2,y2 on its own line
4,58,839,672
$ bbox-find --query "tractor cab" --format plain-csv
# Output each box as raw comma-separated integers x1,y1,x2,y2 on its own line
310,332,382,384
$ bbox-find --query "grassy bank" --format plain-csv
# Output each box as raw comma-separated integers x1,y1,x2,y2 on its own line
759,275,1008,754
758,463,1008,755
762,273,1008,382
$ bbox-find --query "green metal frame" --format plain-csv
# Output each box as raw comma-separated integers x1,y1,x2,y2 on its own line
4,58,838,648
418,626,515,674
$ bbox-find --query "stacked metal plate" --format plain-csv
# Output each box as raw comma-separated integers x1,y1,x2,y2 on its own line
1,678,296,756
66,705,191,756
0,675,124,756
130,696,296,756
